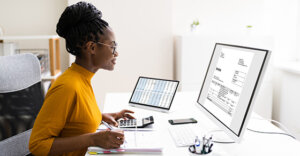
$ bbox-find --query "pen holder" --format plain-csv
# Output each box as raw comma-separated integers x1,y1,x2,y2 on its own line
189,144,213,155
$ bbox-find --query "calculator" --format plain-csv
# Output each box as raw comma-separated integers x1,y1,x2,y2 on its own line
118,116,154,128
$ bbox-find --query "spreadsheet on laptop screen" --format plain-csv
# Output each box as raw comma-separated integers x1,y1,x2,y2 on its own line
129,77,179,110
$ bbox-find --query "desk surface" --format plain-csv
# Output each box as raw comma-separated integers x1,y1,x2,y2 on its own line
86,92,300,156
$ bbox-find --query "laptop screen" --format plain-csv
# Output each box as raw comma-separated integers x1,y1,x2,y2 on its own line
129,77,179,110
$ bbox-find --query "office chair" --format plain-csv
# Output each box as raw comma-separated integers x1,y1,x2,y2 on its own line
0,53,44,156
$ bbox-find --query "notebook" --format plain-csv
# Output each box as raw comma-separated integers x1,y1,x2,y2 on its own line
87,130,162,154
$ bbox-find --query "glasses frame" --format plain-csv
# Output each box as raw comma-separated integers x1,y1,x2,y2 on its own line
96,41,117,55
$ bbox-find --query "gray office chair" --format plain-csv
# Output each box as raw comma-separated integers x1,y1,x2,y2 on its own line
0,53,44,156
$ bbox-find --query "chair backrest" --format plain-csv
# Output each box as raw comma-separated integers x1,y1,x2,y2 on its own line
0,53,41,93
0,53,44,155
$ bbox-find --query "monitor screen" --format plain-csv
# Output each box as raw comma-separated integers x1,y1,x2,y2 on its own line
197,43,270,142
129,77,179,110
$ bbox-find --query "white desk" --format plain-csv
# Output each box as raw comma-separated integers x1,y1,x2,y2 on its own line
86,92,300,156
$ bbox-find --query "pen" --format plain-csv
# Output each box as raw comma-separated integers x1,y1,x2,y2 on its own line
205,144,210,154
102,121,114,130
101,121,127,144
207,135,212,146
208,143,213,153
202,136,206,154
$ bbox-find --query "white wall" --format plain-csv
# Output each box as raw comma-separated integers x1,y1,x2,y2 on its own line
68,0,173,111
172,0,265,36
172,0,300,139
172,0,300,63
0,0,69,72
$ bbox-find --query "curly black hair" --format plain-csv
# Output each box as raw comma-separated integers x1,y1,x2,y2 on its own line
56,1,109,57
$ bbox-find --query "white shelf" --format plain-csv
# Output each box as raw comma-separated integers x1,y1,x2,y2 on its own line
0,35,59,40
276,61,300,75
1,35,61,80
41,71,61,81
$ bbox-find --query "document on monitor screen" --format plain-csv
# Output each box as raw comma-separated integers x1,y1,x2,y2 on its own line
203,47,254,126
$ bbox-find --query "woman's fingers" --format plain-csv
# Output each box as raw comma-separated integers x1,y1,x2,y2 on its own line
110,130,124,138
110,119,118,126
94,130,126,149
122,109,134,114
108,131,125,148
114,137,124,145
110,143,121,148
124,113,135,119
120,109,135,119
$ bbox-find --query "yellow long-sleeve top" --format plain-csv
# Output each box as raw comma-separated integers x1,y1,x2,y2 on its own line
29,63,102,156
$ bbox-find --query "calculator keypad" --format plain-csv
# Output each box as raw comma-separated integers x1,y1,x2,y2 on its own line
119,119,137,127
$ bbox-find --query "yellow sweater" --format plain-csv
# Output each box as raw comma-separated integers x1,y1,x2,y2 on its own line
29,63,102,156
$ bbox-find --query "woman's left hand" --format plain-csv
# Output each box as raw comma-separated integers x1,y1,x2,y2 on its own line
102,109,135,127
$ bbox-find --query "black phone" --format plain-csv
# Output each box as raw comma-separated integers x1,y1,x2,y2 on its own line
168,118,197,125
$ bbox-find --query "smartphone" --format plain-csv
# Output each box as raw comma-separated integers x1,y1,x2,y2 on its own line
168,118,197,125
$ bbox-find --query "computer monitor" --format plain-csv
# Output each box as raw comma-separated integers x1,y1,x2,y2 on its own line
196,43,271,143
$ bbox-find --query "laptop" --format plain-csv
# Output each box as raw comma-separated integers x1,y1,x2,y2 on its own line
129,76,179,112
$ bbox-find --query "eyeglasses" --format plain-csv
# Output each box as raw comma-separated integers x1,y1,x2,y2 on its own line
96,41,118,55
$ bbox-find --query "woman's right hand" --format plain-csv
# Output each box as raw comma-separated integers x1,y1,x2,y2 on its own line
91,129,125,149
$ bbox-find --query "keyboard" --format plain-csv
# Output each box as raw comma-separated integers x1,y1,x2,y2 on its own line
168,125,198,147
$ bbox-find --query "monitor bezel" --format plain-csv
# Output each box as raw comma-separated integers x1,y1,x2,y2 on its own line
196,43,271,143
129,76,180,111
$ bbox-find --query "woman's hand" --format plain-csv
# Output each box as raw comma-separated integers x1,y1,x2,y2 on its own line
102,109,135,126
114,109,135,120
91,129,124,149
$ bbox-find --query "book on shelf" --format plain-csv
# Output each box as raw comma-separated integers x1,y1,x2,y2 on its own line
16,49,50,76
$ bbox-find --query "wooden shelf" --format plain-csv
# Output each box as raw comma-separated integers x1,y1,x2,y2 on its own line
0,35,61,82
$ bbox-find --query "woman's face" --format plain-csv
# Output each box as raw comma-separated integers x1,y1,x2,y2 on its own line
93,28,118,71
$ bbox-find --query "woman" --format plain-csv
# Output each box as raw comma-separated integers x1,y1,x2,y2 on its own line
29,2,134,155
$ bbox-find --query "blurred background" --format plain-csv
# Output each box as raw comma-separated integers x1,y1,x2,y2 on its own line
1,0,300,139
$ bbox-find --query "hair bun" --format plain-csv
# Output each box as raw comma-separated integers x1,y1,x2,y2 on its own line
56,1,102,38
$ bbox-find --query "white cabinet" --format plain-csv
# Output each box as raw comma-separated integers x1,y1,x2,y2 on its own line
174,35,215,91
275,62,300,139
